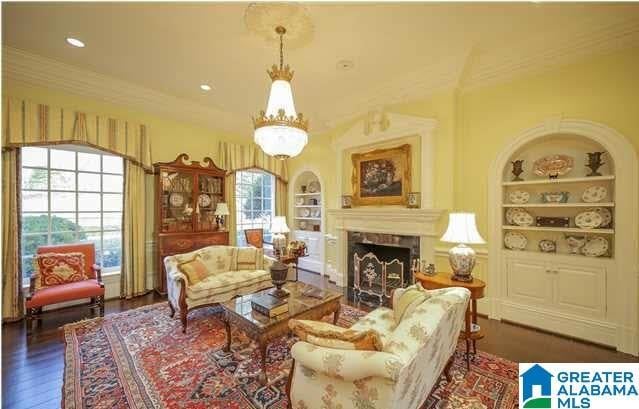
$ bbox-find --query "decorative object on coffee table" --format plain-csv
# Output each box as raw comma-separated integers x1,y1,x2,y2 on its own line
271,216,290,256
440,212,485,282
415,272,485,370
536,216,570,228
586,151,606,176
540,191,569,203
251,292,289,316
221,282,342,385
268,260,291,298
407,192,421,208
341,195,352,208
511,159,524,181
533,154,574,179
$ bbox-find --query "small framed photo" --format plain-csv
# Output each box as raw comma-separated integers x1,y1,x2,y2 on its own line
407,192,420,208
341,195,353,209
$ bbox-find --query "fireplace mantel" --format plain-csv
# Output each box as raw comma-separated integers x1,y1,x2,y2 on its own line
328,207,443,286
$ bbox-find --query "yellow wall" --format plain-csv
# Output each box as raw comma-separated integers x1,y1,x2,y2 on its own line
288,45,639,285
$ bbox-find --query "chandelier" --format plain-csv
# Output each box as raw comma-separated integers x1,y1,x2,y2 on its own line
253,26,308,160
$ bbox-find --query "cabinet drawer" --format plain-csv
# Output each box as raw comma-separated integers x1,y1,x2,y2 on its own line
159,232,229,255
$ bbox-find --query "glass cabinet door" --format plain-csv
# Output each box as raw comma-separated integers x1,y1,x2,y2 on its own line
196,175,224,231
160,170,194,233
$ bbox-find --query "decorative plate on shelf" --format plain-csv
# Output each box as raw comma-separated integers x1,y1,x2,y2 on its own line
197,193,211,208
533,154,574,178
310,209,321,218
575,210,603,229
307,181,320,193
506,207,526,225
504,232,527,250
538,239,557,253
295,197,305,206
169,192,185,207
582,186,607,203
512,210,534,227
298,221,308,230
582,237,609,257
588,207,612,228
509,190,530,204
300,208,311,217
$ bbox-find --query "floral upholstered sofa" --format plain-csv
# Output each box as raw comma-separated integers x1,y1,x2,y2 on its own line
287,285,470,409
164,245,280,332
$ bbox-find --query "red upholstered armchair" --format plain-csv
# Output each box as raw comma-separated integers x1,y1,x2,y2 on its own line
244,228,264,249
25,243,105,335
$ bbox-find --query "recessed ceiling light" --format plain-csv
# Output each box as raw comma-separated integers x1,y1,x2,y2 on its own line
66,37,85,48
336,60,354,71
200,84,212,91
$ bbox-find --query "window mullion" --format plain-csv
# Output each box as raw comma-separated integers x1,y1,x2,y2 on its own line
47,148,52,245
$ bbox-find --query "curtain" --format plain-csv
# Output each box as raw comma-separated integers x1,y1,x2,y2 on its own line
275,178,288,217
3,97,152,171
2,149,23,321
121,160,148,298
225,173,237,246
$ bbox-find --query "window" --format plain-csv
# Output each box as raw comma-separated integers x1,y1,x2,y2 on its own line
235,169,275,246
20,146,124,283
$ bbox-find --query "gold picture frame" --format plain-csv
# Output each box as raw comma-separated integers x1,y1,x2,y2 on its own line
351,144,411,206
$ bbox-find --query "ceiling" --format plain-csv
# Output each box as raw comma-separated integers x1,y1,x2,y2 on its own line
3,2,639,136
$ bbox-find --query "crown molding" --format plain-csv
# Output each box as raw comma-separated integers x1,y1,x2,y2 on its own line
2,46,251,137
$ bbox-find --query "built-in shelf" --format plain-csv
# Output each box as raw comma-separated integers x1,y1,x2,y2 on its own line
294,192,321,196
502,202,615,208
502,248,613,259
502,175,615,186
294,205,322,208
502,225,614,234
295,217,321,221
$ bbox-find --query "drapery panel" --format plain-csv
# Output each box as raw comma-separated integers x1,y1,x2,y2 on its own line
3,97,152,171
121,160,148,298
2,149,23,321
217,142,289,242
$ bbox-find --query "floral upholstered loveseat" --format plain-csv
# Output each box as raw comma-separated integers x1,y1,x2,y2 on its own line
165,245,281,332
287,286,470,409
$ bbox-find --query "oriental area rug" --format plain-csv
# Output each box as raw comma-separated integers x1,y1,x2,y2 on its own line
62,303,519,409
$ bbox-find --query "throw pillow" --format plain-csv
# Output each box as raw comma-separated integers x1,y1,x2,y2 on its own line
393,286,429,323
235,247,264,271
33,252,87,290
177,256,209,285
289,319,384,351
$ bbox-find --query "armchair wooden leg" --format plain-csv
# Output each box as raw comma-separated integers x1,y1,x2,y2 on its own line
26,308,34,336
168,301,175,318
287,358,295,409
180,309,188,333
444,355,454,383
97,296,105,317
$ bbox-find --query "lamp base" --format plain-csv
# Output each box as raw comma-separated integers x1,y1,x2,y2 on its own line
449,244,476,282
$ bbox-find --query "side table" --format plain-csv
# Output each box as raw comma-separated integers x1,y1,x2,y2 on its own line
415,272,486,370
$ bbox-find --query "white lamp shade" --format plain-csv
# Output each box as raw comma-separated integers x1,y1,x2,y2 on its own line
440,212,485,244
270,216,290,234
214,202,230,216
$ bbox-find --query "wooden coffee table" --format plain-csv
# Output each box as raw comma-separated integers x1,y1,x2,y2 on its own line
220,282,342,384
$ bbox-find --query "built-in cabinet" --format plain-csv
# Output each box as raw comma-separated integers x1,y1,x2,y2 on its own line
291,170,324,274
488,120,638,355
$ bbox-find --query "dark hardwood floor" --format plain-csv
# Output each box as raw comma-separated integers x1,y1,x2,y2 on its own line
2,270,637,408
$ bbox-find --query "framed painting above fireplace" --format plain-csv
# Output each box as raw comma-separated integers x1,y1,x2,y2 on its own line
351,144,411,206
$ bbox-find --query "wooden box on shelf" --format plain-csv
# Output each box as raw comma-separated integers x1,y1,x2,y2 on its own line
154,154,229,294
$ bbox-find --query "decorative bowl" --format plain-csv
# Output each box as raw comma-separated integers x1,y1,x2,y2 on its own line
538,239,557,253
509,190,530,204
540,191,570,203
533,154,574,178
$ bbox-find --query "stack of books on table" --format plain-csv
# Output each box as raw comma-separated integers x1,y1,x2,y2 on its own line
251,293,289,317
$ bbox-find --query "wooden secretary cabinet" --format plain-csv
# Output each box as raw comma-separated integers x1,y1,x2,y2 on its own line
154,154,229,294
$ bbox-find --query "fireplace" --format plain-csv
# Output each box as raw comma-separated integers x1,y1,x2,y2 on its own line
347,231,419,306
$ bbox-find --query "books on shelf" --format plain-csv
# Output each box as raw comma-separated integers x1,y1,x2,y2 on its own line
251,293,289,317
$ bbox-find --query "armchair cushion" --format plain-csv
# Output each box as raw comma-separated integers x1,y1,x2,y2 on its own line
185,269,271,301
33,252,87,290
26,279,104,308
291,342,403,382
177,256,209,285
289,320,384,351
197,246,237,276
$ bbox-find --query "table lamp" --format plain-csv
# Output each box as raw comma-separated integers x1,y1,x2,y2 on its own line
440,212,485,282
214,203,230,231
270,216,290,256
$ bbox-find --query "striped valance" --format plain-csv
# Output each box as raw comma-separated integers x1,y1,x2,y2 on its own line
218,141,288,182
2,97,152,171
